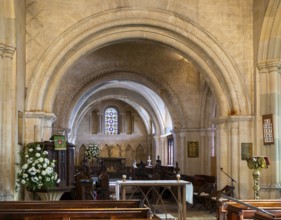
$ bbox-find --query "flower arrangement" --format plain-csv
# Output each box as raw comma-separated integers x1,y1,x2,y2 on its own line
85,143,100,159
246,156,269,170
16,143,60,192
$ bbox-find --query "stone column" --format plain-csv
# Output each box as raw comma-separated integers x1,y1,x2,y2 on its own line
171,129,186,173
258,61,281,199
125,111,133,134
200,128,216,175
153,134,162,162
119,112,126,134
25,112,57,143
98,112,103,134
214,116,253,198
0,43,16,201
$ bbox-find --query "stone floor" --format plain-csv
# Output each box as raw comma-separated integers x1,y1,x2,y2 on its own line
152,202,217,220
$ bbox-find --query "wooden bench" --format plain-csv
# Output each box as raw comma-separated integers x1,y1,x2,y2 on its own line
220,199,281,220
0,199,142,208
255,211,281,220
0,200,157,220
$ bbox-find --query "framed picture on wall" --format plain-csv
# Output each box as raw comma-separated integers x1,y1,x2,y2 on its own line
187,141,199,157
262,114,274,145
241,143,253,160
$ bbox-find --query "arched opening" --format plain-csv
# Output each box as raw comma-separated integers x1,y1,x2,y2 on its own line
25,9,250,194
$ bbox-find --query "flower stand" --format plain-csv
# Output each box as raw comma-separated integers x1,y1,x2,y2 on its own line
246,156,269,199
36,191,64,201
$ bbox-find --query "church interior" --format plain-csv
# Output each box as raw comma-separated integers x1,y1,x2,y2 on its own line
0,0,281,219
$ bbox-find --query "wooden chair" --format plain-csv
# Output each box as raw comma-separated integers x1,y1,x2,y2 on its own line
80,179,96,200
205,184,235,213
192,182,216,208
96,171,109,199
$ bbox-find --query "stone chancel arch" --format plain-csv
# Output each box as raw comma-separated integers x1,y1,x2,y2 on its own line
24,8,252,198
26,9,250,117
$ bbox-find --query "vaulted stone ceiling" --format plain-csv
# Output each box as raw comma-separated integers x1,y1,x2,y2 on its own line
52,40,201,138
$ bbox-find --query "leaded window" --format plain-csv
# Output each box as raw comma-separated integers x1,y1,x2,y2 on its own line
104,107,118,134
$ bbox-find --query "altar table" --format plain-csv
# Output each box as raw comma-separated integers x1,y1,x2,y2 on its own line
115,180,193,220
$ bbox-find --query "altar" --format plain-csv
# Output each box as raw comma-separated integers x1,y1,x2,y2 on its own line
115,180,193,220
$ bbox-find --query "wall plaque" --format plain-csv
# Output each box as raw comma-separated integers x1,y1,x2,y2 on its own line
262,114,274,145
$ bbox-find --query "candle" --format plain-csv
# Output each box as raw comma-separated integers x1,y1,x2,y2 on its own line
122,175,127,182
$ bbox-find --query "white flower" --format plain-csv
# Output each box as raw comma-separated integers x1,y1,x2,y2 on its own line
16,143,60,192
46,167,53,174
28,167,37,175
22,164,28,170
31,176,39,182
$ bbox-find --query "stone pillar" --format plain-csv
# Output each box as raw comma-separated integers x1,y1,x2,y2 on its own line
0,0,17,199
0,43,16,201
171,129,186,173
91,110,99,134
125,111,133,134
98,112,103,134
120,112,126,134
215,116,253,198
153,134,162,162
25,112,57,143
258,61,281,199
159,135,168,165
200,128,216,175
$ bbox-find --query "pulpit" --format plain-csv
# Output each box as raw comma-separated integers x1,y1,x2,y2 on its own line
40,141,75,188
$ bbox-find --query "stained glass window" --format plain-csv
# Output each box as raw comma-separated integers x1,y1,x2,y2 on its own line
105,107,118,134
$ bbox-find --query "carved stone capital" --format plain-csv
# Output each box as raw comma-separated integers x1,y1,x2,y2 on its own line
0,42,16,58
25,111,57,123
257,60,281,73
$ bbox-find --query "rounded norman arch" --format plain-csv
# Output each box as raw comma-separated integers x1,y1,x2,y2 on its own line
258,1,281,62
26,8,251,121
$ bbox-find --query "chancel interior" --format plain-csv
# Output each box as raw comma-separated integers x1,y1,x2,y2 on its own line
1,0,281,219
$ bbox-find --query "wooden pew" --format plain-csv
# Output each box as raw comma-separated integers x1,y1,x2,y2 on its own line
255,211,281,220
0,200,157,220
219,199,281,220
0,199,142,209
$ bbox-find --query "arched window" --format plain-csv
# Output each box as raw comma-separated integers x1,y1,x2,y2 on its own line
104,107,118,134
